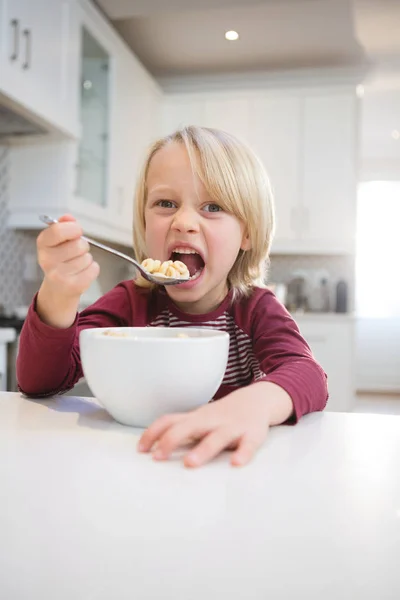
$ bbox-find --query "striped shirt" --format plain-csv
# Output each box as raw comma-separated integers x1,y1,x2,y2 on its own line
17,282,328,422
148,309,266,388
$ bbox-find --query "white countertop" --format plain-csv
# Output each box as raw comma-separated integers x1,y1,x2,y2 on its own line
291,311,355,321
1,392,400,600
0,327,17,343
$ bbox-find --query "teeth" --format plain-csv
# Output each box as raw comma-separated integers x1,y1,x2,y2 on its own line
172,247,199,255
189,269,202,281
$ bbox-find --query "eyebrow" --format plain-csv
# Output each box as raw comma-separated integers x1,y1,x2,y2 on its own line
147,185,175,195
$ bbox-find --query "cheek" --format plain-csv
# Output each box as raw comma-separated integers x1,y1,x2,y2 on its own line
144,212,167,251
208,219,244,265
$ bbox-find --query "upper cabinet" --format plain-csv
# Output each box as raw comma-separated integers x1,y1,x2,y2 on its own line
4,0,358,252
76,26,111,208
300,92,358,254
0,0,76,136
162,86,359,254
248,93,303,251
7,0,163,246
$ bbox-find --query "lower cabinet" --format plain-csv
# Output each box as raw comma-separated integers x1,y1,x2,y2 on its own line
294,315,356,413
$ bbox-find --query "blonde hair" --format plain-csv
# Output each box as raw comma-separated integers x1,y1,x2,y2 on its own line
133,125,275,299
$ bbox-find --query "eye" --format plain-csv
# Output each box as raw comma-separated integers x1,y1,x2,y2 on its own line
203,203,222,213
156,200,176,209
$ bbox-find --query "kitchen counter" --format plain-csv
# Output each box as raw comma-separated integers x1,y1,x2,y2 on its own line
1,392,400,599
291,311,355,321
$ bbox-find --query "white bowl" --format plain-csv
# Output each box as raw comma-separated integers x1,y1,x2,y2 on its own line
80,327,229,427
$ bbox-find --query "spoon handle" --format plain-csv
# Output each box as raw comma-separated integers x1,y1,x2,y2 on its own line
38,214,142,270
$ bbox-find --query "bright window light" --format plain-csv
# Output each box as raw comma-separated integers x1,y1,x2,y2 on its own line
356,181,400,318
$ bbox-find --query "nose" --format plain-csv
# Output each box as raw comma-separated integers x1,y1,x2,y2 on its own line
171,206,200,234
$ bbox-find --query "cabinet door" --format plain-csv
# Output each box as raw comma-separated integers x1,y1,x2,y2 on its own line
76,25,111,208
301,92,358,253
0,0,70,132
69,0,117,232
109,46,162,238
162,95,204,135
295,318,355,413
203,95,250,143
0,0,31,99
249,93,302,251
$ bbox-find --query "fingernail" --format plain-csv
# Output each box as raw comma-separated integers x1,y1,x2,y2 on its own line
186,452,199,466
153,450,164,460
137,442,145,452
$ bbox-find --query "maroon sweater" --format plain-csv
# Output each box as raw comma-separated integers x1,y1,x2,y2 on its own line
17,282,328,422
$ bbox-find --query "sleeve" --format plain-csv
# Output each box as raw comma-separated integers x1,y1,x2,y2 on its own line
250,292,329,423
16,283,134,397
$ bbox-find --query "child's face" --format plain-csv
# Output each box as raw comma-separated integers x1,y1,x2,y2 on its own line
144,142,249,314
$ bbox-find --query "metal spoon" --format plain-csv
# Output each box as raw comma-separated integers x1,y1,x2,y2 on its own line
39,215,190,286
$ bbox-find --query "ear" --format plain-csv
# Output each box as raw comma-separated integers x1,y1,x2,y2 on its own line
240,232,252,251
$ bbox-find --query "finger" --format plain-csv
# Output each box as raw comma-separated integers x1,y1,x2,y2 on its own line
72,258,100,281
138,414,184,453
184,428,238,468
152,419,210,460
38,238,90,271
68,261,100,294
38,221,83,249
57,252,95,277
45,253,97,289
231,433,266,467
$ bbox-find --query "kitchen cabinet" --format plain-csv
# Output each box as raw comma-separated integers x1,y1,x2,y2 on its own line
109,45,162,233
162,87,358,255
300,92,358,254
294,314,356,412
7,0,162,246
203,96,250,143
0,0,76,136
161,94,203,134
248,93,302,251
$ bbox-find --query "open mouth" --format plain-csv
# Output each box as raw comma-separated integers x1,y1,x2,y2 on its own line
170,249,205,281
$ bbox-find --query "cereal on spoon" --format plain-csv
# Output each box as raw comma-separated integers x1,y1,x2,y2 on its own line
141,258,190,280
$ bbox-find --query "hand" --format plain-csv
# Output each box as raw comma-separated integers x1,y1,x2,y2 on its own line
138,382,293,468
36,214,100,328
37,214,99,298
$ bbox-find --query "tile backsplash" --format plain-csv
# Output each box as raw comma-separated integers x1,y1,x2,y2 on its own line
1,143,354,314
269,254,355,312
0,146,37,313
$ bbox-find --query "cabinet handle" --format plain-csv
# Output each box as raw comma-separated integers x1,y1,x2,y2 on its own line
10,19,19,61
22,29,31,70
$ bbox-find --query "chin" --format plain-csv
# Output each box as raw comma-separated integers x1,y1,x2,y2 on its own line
166,270,228,311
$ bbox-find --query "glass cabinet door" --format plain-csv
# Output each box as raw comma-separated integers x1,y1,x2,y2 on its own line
76,27,110,207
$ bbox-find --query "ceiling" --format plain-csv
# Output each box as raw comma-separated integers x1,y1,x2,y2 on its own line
94,0,400,165
94,0,400,78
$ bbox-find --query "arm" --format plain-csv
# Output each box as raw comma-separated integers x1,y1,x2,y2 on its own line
251,291,329,422
16,284,133,397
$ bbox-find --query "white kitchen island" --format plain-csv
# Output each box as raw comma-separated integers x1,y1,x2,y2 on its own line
1,392,399,600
